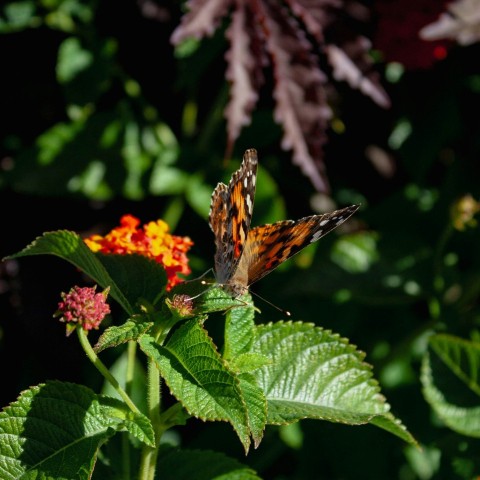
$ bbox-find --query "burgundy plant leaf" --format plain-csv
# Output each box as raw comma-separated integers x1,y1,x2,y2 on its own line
325,43,391,108
284,0,339,43
224,3,261,158
170,0,232,44
171,0,391,192
258,0,331,191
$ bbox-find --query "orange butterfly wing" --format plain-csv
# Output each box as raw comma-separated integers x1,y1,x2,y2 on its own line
233,205,360,287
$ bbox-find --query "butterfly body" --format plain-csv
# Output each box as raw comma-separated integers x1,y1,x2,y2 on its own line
209,149,359,296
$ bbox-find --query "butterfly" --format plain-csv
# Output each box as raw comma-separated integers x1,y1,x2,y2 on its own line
209,148,360,297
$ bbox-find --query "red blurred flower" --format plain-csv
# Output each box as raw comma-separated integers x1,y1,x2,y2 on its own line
55,285,110,335
84,215,193,290
373,0,452,69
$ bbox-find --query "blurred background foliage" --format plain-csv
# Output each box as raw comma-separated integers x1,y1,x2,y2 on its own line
1,1,480,479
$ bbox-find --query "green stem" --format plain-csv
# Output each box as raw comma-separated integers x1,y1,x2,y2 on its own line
76,327,140,414
125,340,137,396
139,359,164,480
121,341,137,479
138,325,168,480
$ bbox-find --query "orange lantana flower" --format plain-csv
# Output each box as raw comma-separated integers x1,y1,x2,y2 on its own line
85,215,193,290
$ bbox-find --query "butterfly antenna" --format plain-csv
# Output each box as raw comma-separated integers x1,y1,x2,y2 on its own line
185,279,218,301
249,289,291,317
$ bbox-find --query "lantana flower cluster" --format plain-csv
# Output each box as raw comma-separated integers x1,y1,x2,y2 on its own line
55,285,111,334
84,214,193,290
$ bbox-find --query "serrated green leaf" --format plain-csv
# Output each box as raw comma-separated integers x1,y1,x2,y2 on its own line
0,381,127,480
168,281,248,315
138,320,252,452
429,334,480,396
94,319,153,353
98,396,155,447
237,374,267,449
157,447,261,480
223,302,255,361
421,334,480,437
5,230,134,314
228,353,271,374
250,321,416,445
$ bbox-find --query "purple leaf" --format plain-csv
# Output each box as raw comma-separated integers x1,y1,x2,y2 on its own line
224,4,261,156
171,0,391,191
260,0,331,191
325,43,391,108
170,0,233,44
284,0,339,42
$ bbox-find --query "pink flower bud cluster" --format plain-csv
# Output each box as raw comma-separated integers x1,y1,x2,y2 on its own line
56,285,110,332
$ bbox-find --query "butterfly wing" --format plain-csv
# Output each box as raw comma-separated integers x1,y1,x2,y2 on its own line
209,148,258,284
234,204,360,287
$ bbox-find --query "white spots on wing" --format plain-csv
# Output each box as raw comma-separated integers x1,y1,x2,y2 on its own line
310,229,324,243
244,177,248,188
310,213,349,243
246,193,253,214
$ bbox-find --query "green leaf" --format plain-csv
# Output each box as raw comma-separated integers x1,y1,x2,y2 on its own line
237,374,267,449
250,321,416,445
95,252,167,309
223,302,256,361
98,396,155,447
5,230,134,314
139,320,253,452
0,1,37,33
0,381,129,479
157,447,261,480
228,353,271,374
57,37,93,84
421,334,480,437
429,334,480,396
331,231,379,273
168,281,248,315
150,165,188,195
5,231,169,316
36,118,85,165
57,36,116,106
185,174,215,218
94,319,153,353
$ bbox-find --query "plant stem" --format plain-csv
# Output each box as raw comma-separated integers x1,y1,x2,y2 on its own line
76,327,140,414
138,322,169,480
138,357,164,480
125,340,137,397
121,341,137,479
